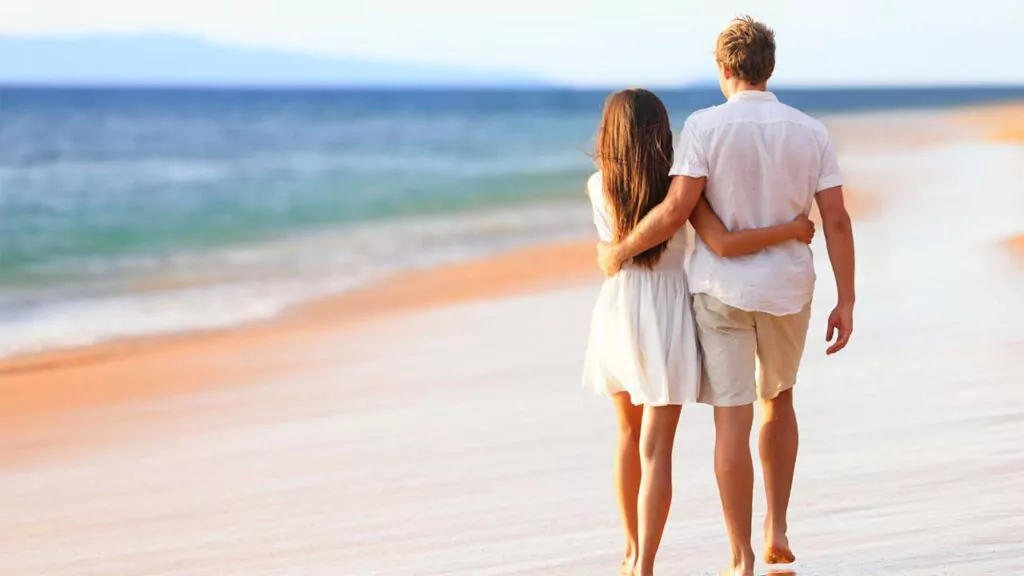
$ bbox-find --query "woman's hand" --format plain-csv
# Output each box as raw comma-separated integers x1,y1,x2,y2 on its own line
790,214,815,244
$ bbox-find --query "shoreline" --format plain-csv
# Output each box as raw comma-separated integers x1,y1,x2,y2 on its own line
0,240,599,425
1,239,600,376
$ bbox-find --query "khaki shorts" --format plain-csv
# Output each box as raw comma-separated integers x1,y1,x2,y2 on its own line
693,294,811,407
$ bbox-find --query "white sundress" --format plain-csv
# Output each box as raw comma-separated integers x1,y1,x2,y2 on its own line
581,172,702,406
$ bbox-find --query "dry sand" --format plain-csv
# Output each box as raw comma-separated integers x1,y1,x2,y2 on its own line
1,103,1023,576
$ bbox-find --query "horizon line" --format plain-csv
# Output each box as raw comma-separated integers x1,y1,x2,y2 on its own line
2,81,1024,91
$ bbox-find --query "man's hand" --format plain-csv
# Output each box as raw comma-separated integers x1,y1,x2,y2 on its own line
595,176,705,277
825,302,854,355
596,241,623,277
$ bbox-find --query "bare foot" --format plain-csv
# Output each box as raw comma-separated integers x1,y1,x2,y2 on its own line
764,532,795,564
619,556,635,576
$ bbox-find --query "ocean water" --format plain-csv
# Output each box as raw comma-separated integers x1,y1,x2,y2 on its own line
2,85,1024,357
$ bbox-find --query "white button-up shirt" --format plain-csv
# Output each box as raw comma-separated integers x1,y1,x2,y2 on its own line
671,90,843,316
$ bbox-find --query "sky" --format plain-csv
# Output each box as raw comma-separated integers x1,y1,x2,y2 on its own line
1,0,1022,87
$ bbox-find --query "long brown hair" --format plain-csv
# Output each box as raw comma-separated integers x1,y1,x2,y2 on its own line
594,89,674,267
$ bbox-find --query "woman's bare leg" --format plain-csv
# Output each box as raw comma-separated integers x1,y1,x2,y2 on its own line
633,404,682,576
611,392,644,574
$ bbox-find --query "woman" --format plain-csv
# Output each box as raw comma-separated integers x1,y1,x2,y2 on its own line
581,89,813,576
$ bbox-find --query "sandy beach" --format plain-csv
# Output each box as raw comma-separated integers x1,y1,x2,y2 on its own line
2,103,1023,575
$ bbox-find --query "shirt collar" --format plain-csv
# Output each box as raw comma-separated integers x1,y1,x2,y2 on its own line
728,90,779,103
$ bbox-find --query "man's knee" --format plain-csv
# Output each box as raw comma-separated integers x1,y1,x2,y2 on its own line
715,404,754,427
714,405,754,447
714,406,754,474
760,389,795,423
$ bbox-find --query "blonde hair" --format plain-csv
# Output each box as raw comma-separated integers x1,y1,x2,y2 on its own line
716,16,776,85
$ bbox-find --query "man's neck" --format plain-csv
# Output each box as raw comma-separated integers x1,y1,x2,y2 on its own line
727,82,768,97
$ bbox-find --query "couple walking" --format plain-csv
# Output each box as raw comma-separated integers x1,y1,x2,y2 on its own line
581,16,857,576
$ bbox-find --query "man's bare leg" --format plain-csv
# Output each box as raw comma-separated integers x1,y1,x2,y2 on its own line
633,404,682,576
611,393,644,574
759,389,798,564
715,404,755,576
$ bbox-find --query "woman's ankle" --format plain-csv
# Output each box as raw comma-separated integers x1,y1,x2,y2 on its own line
633,562,654,576
622,545,636,563
732,544,756,567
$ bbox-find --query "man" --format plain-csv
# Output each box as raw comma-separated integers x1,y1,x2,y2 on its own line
596,16,856,576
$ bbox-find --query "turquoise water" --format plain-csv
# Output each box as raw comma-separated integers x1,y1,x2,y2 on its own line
2,86,1023,356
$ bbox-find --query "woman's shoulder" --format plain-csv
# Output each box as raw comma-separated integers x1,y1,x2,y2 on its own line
585,171,603,203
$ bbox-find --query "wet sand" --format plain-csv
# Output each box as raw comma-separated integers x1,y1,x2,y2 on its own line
1,104,1023,575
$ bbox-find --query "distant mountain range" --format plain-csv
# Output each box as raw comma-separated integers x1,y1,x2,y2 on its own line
0,34,547,87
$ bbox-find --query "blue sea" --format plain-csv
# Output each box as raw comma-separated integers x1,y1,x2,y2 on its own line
2,86,1023,357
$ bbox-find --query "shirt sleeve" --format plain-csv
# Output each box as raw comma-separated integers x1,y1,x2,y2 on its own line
816,134,843,192
669,117,709,178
